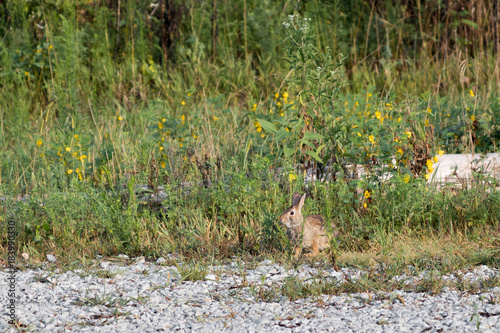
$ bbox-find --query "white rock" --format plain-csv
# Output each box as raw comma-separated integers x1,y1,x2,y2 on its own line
100,261,111,269
156,257,166,264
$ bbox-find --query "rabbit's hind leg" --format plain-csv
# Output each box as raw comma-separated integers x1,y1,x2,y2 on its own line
305,239,320,257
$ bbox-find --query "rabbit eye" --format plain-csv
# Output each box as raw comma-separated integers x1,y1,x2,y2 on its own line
290,211,294,216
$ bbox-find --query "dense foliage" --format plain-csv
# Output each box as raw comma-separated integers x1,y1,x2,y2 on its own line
0,0,498,263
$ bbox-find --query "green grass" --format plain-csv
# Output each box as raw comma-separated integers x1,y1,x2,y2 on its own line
0,1,499,293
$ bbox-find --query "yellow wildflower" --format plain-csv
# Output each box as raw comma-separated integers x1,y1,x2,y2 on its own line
433,156,438,163
67,169,73,175
181,115,185,124
275,93,279,99
471,115,475,121
375,111,381,119
65,147,71,152
469,90,474,97
289,173,297,181
364,190,371,198
158,122,163,129
403,174,410,183
162,118,166,122
118,116,123,121
24,71,29,76
438,150,444,156
363,202,367,208
397,148,404,155
36,139,43,147
425,173,430,180
405,131,412,139
260,133,265,138
213,115,219,120
181,101,186,106
283,92,289,99
160,161,166,168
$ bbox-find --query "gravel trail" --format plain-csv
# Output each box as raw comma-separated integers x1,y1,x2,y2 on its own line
2,257,499,332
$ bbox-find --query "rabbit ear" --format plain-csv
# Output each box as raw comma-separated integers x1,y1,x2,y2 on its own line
298,193,306,211
291,192,301,206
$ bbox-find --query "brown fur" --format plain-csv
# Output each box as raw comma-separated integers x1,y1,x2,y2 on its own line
279,193,336,257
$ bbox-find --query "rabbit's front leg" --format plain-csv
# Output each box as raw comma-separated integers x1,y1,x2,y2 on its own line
294,246,302,258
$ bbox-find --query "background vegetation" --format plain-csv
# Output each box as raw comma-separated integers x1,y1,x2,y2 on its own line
0,0,498,268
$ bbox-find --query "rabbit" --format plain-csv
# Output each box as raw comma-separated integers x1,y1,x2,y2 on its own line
279,192,335,258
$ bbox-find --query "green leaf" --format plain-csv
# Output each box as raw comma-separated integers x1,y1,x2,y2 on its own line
462,19,478,29
276,128,292,141
256,118,277,133
283,147,296,157
300,139,315,149
305,150,322,163
303,131,324,141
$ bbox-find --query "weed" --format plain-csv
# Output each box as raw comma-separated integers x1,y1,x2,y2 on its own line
176,261,208,282
74,294,130,308
94,270,117,279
